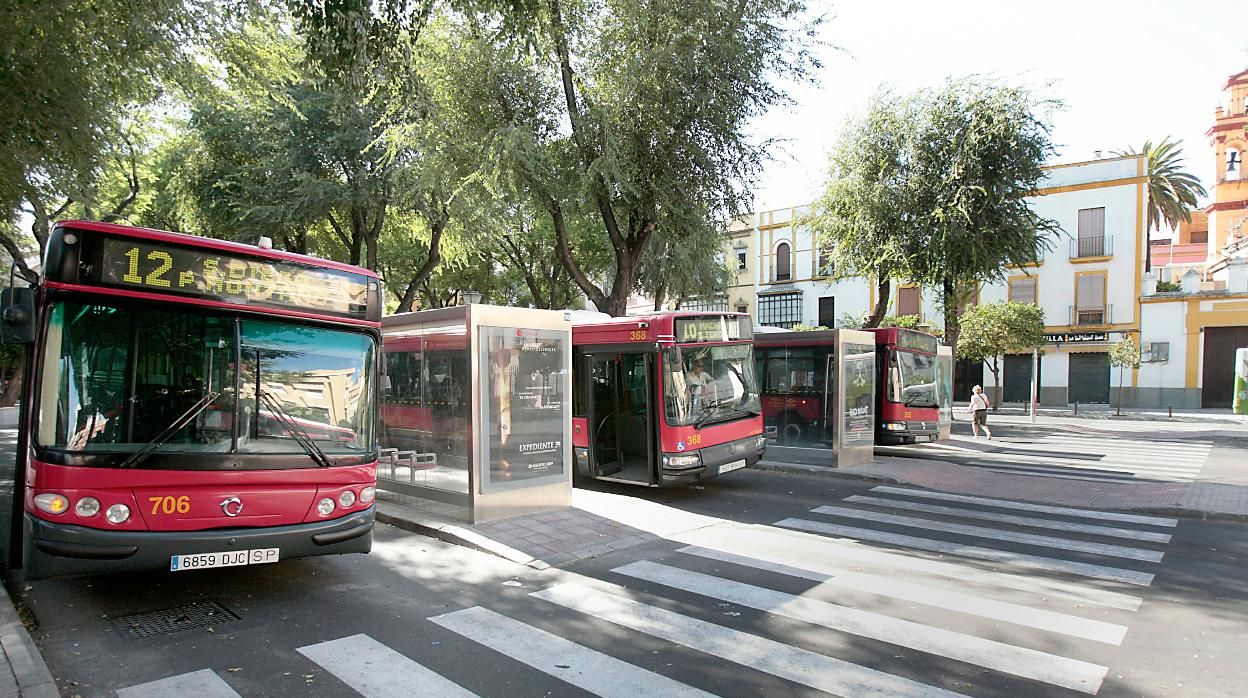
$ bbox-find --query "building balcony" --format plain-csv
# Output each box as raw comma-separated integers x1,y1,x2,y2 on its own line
1070,236,1113,260
1069,304,1113,327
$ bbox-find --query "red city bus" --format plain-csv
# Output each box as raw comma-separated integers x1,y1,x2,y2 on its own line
3,221,381,579
865,327,941,444
571,312,764,486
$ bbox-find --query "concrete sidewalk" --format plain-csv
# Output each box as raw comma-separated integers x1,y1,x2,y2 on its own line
0,579,57,697
969,404,1247,425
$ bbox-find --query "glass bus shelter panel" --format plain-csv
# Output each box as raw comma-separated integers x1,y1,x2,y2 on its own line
758,344,835,447
841,340,876,448
936,345,954,440
479,327,569,491
380,319,471,495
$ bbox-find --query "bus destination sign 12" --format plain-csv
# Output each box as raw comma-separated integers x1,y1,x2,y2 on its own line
97,238,371,318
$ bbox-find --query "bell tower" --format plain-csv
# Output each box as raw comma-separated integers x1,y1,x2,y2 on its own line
1207,67,1248,254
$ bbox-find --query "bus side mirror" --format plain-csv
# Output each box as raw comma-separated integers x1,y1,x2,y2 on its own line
381,374,392,396
1,287,34,345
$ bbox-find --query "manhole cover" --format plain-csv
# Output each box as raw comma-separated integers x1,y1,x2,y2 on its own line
112,601,239,640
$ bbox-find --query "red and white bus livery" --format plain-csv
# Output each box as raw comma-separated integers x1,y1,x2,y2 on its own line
865,327,941,444
7,221,381,578
571,312,764,486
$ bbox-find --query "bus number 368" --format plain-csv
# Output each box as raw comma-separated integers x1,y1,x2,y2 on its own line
149,496,191,515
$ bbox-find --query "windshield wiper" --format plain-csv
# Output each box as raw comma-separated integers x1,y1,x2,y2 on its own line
258,391,334,468
119,391,221,469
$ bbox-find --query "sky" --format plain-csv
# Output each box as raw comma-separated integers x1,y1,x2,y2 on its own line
749,0,1248,214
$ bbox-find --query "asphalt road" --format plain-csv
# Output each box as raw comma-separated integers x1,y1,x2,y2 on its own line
2,459,1244,698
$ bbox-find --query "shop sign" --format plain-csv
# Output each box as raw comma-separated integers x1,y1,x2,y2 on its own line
1044,332,1108,344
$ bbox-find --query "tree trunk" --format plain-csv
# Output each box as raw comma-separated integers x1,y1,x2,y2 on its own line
865,272,890,327
0,353,24,407
989,357,1001,411
394,212,447,313
942,277,961,352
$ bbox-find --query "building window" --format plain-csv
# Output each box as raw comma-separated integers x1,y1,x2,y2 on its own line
1075,273,1106,325
736,303,748,314
896,286,921,317
1228,149,1241,180
817,296,835,327
816,245,832,277
1008,277,1037,305
758,292,802,328
736,249,747,271
682,295,729,312
775,242,791,282
1190,229,1209,244
1075,207,1106,258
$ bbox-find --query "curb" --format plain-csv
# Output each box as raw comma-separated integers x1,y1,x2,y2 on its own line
0,577,57,698
376,504,551,570
753,460,1248,523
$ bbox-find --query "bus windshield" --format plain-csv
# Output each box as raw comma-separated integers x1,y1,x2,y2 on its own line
37,301,375,461
887,349,938,408
663,343,760,427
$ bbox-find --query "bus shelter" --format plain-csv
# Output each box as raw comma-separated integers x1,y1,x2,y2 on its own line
380,305,572,523
937,344,954,440
753,329,876,467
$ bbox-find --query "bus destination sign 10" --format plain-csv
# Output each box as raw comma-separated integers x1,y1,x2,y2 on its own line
97,238,371,318
674,316,753,343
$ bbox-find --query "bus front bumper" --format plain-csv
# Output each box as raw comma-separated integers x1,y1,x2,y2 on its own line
659,434,766,486
878,420,939,444
21,507,374,580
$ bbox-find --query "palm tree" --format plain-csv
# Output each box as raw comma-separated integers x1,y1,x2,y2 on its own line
1114,138,1207,272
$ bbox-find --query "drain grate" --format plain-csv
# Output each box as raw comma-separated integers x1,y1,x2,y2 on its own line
112,601,239,640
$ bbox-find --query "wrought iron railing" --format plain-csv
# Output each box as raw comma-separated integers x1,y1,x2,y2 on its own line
1070,235,1112,259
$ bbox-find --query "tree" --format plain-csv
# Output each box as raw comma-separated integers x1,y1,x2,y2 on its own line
1113,138,1207,273
904,78,1060,353
956,302,1046,410
1108,335,1141,416
638,225,733,311
809,90,917,327
1,0,238,281
306,2,822,316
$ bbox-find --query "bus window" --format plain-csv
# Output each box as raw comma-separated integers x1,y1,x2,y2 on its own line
887,350,939,408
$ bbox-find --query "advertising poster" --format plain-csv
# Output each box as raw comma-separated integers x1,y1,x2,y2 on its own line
481,326,568,490
842,342,875,445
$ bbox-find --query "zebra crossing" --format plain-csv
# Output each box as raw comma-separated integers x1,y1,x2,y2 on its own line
934,431,1211,483
112,485,1178,697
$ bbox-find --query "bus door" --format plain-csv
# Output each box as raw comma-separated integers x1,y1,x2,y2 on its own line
587,353,655,484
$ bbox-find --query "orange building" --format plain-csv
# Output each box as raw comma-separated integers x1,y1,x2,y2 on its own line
1206,68,1248,259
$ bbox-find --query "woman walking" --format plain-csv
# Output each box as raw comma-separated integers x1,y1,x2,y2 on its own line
966,385,992,440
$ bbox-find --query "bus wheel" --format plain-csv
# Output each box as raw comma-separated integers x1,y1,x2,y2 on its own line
781,420,803,444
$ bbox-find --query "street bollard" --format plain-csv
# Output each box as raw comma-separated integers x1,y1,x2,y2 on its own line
1169,405,1173,418
1074,402,1078,416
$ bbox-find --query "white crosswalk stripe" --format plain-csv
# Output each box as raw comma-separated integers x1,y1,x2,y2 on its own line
677,544,1130,643
961,433,1211,482
867,486,1178,526
297,634,479,698
430,606,717,698
843,495,1172,542
778,517,1157,584
612,560,1108,693
115,669,242,698
807,505,1166,562
532,581,970,698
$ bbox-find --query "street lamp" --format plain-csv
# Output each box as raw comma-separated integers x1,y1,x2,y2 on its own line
463,290,482,305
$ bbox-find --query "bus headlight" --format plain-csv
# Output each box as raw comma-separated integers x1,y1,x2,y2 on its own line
359,486,376,504
34,493,69,515
75,497,101,517
106,504,130,524
755,435,767,450
883,421,907,431
339,490,357,508
664,453,701,468
317,498,336,516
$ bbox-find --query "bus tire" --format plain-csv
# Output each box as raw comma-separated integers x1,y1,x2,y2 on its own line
779,412,805,444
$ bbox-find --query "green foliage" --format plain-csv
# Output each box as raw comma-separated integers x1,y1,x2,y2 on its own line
1113,139,1206,235
956,302,1046,361
1156,280,1182,292
790,324,830,332
1109,335,1141,370
839,312,930,332
813,78,1059,341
